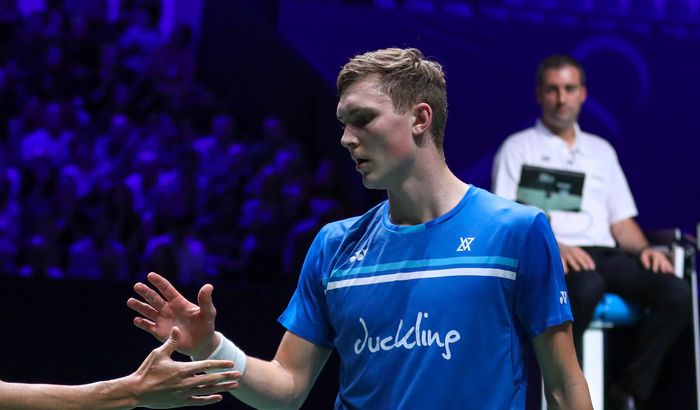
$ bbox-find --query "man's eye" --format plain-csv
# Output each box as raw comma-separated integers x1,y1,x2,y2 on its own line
354,115,373,126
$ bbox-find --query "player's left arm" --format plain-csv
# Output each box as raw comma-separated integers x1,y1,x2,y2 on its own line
611,217,674,273
532,322,592,410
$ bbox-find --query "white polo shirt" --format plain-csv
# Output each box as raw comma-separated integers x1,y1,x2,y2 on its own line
492,120,637,248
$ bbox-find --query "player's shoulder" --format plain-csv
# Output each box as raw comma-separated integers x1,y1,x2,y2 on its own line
316,201,385,242
471,187,543,228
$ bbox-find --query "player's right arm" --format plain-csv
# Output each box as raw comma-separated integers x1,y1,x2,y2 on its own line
233,331,331,409
128,272,331,409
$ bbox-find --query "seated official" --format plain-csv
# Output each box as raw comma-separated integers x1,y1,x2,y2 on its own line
492,54,691,410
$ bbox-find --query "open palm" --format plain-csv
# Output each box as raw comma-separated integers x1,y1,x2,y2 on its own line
128,272,220,359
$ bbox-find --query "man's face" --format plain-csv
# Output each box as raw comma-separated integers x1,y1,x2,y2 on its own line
536,65,587,132
337,77,417,190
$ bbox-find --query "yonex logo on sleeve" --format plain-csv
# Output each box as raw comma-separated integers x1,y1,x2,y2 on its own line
456,237,474,252
559,291,568,304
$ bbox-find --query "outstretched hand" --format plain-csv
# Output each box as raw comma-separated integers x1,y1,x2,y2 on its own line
128,272,220,359
130,327,240,408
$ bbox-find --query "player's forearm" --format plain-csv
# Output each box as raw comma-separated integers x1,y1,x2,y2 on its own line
0,378,138,410
231,357,306,410
545,377,593,410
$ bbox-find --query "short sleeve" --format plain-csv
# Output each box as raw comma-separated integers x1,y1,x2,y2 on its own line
514,212,573,337
605,148,638,224
278,228,335,348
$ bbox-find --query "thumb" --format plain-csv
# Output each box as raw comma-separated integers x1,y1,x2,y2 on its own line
162,326,181,356
198,284,217,319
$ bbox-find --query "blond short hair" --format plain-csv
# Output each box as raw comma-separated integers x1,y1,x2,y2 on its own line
337,48,448,151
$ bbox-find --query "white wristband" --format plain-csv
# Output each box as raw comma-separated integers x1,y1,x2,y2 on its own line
193,332,247,375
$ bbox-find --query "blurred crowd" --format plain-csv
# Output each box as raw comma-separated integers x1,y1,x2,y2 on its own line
338,0,700,24
0,0,350,287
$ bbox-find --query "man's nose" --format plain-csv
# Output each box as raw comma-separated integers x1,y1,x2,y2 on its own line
340,128,358,148
556,88,568,104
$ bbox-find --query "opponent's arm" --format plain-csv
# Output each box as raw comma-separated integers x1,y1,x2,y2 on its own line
532,322,592,410
0,379,141,410
0,328,239,410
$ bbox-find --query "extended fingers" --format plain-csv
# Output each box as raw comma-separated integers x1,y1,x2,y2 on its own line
127,297,160,322
188,371,240,388
184,394,224,406
190,380,239,395
148,272,184,302
133,316,162,340
134,282,167,311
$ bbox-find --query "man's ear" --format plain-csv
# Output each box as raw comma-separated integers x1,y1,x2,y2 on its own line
412,102,433,135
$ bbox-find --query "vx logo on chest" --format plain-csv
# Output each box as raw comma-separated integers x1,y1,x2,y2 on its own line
456,237,475,252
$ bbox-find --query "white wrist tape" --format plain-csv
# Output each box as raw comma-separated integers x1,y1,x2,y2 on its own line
194,332,247,375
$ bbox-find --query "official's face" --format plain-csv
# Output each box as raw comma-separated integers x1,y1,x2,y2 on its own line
536,65,587,132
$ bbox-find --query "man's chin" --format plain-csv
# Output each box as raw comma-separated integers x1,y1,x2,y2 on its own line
361,175,384,190
545,116,576,132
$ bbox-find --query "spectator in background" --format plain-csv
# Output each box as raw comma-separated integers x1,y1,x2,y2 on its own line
144,214,206,286
118,5,161,75
52,172,82,269
18,204,63,279
61,134,100,198
20,101,74,166
143,22,196,114
0,1,351,288
0,163,21,274
192,113,237,190
248,115,302,169
93,112,139,181
67,205,128,281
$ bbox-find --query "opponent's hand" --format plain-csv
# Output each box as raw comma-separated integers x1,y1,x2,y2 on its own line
128,272,219,359
640,247,675,274
130,327,240,408
558,243,596,274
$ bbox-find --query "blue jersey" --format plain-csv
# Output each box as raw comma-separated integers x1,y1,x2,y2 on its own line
279,186,571,409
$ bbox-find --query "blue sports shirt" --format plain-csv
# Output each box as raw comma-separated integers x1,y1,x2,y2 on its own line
278,186,572,409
